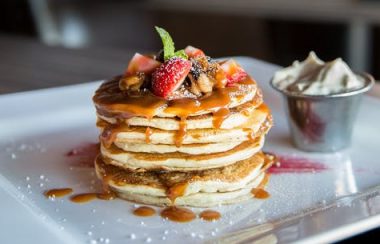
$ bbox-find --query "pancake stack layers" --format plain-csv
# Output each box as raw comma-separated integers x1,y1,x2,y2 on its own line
93,27,274,207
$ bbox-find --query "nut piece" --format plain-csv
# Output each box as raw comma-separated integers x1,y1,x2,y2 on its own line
190,80,202,96
119,72,145,91
196,73,213,93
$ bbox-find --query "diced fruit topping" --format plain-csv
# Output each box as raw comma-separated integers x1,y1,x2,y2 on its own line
126,53,161,75
184,46,205,58
220,59,248,86
152,57,192,99
119,27,250,99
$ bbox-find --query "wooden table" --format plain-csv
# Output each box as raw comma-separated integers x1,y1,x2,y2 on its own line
0,34,137,94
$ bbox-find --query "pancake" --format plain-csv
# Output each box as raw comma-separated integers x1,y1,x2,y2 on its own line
101,137,265,171
97,91,264,130
114,141,243,154
114,175,265,207
93,75,258,119
95,152,274,207
91,40,275,209
99,112,271,146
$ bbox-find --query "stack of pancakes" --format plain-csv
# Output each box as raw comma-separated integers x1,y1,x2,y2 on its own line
93,74,274,207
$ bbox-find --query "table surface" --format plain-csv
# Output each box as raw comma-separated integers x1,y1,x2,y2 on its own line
0,34,137,94
0,34,379,243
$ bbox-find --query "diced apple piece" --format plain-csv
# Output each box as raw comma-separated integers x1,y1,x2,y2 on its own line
220,59,248,86
126,53,161,75
184,46,205,58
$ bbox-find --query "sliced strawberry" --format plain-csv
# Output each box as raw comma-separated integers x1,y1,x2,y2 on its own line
220,59,248,86
184,46,205,58
126,53,161,75
152,57,191,99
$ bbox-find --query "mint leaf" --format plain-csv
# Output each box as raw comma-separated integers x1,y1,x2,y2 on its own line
172,50,188,60
155,26,188,61
155,26,175,61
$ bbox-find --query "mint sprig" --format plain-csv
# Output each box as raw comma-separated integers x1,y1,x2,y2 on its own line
155,26,188,61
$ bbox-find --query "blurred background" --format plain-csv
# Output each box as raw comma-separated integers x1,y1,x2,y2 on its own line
1,0,380,92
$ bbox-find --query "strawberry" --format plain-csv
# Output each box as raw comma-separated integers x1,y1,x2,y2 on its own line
184,46,205,58
220,59,247,86
152,57,191,98
126,53,161,75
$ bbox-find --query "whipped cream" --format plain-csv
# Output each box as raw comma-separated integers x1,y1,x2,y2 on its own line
272,52,365,95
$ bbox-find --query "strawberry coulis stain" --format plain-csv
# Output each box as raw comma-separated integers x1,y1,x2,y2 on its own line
66,142,99,168
268,154,329,174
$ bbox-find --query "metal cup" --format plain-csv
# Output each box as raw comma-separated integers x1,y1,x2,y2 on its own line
270,73,374,152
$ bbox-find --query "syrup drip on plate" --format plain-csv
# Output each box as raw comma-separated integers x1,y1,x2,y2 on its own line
160,206,196,223
133,206,156,217
69,191,116,203
70,193,98,203
44,188,73,198
251,172,271,199
199,210,221,221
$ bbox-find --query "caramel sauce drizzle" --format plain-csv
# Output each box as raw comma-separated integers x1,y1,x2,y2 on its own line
214,68,227,89
145,127,152,144
160,206,196,223
251,174,271,199
262,152,277,172
199,210,221,221
212,107,230,128
240,103,270,129
94,76,257,147
100,123,122,148
166,182,189,203
102,174,113,192
251,188,270,199
175,117,187,147
93,79,167,119
44,188,73,198
133,206,156,217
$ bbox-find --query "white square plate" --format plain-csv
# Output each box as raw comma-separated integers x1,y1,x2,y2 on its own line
1,57,380,244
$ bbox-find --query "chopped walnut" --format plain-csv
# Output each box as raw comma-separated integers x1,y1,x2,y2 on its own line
186,56,225,95
190,81,202,96
119,72,145,91
196,73,213,93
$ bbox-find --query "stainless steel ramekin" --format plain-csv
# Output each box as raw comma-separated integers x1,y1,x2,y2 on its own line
270,73,374,152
